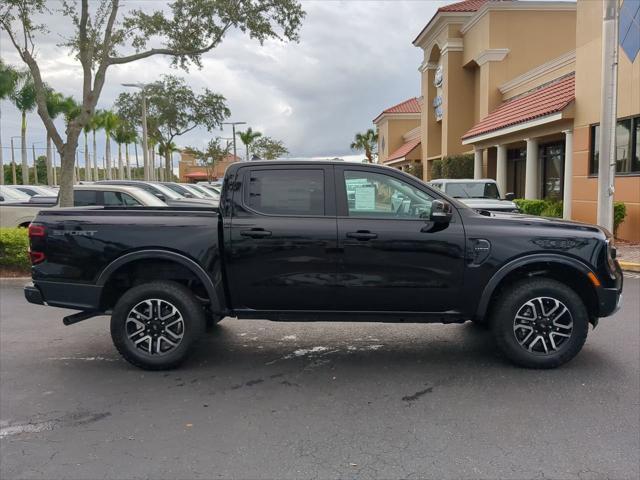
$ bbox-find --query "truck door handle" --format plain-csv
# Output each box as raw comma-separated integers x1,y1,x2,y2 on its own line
346,231,378,241
240,228,272,238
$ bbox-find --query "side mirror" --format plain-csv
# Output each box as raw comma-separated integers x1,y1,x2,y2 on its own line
430,199,453,224
504,192,515,201
155,193,166,202
0,196,4,202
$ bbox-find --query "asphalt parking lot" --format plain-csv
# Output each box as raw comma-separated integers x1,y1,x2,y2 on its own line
1,276,639,480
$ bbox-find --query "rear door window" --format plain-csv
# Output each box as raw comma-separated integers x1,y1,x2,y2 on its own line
245,169,325,216
103,191,142,207
73,190,99,206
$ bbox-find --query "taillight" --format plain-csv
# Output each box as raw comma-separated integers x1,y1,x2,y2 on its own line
28,224,46,237
28,249,45,264
28,223,46,265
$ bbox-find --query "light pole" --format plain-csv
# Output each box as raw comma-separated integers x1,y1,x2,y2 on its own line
122,83,150,180
221,121,246,162
10,136,20,185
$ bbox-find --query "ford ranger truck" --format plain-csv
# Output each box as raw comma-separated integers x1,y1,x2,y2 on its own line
24,161,623,370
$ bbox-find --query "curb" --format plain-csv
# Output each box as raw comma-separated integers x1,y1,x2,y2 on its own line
619,261,640,273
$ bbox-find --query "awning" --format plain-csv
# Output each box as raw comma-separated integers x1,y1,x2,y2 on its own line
184,172,208,179
386,137,421,164
462,73,575,143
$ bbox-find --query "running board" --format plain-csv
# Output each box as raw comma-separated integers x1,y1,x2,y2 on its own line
63,310,104,326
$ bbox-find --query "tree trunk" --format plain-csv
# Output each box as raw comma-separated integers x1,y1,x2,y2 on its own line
149,147,155,181
21,111,28,185
246,144,249,162
46,134,53,185
118,143,124,179
92,130,99,180
57,130,81,207
84,130,91,181
0,106,4,186
105,132,112,180
126,144,131,179
165,150,172,180
32,144,38,184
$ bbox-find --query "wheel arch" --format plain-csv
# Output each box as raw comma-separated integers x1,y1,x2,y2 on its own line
476,254,599,323
96,249,222,313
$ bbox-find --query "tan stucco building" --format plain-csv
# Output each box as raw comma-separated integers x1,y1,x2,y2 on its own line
178,151,241,182
374,0,639,241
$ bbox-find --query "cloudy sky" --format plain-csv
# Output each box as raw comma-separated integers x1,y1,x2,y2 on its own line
0,0,453,167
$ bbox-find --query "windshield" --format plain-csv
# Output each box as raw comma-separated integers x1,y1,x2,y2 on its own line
163,183,197,198
186,185,220,199
0,186,31,202
445,182,500,199
147,183,182,200
181,184,209,198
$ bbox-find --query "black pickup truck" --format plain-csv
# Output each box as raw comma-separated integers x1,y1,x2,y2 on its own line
25,161,623,370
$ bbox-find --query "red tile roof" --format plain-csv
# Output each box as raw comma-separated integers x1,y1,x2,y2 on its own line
438,0,489,13
373,97,421,123
462,73,575,140
387,137,421,162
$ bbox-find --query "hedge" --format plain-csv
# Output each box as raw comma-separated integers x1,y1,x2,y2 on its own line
513,200,627,235
431,154,474,179
0,228,30,270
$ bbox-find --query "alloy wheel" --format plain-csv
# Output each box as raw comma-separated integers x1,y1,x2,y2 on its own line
125,299,185,355
513,296,573,355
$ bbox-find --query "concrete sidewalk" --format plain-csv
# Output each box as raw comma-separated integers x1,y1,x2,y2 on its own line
617,242,640,272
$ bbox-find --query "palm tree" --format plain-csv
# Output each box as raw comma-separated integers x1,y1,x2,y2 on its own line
0,61,20,185
238,128,262,161
123,127,138,180
12,74,37,184
113,121,135,179
99,111,119,180
158,141,178,180
350,128,379,163
87,113,101,180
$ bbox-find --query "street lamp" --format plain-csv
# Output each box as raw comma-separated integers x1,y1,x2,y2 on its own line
10,136,20,185
122,83,150,180
221,121,247,161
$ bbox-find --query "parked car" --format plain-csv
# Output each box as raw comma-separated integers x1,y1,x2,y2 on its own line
181,183,220,201
429,178,519,213
197,181,222,194
25,161,622,370
11,185,59,197
0,184,166,228
95,180,216,207
0,185,31,204
162,182,219,202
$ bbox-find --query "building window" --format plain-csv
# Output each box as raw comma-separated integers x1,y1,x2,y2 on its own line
589,116,640,175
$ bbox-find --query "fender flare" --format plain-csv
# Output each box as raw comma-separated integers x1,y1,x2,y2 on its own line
475,253,596,320
96,249,221,311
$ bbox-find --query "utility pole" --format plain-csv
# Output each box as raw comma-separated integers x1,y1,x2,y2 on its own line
597,0,619,232
122,83,150,180
222,121,247,161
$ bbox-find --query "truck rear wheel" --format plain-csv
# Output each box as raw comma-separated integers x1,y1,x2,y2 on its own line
491,278,589,369
111,281,205,370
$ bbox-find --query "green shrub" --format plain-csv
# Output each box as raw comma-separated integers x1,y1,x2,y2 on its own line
404,162,423,180
614,202,627,237
0,228,30,270
514,199,549,216
431,159,443,178
441,154,474,178
540,201,563,218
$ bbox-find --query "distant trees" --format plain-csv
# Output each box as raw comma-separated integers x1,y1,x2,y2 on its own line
252,137,289,160
11,74,37,184
0,61,20,185
1,0,305,205
350,129,378,163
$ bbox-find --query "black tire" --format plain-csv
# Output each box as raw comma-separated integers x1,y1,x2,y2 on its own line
491,278,589,369
111,281,205,370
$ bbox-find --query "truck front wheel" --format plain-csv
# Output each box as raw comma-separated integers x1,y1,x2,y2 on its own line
111,281,206,370
491,278,589,369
